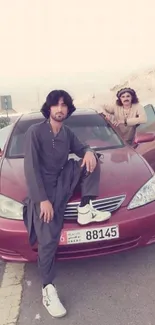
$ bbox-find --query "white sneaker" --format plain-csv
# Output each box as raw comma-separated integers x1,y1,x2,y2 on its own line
77,200,111,225
42,284,67,318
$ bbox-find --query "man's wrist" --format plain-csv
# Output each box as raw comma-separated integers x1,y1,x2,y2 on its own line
85,149,96,158
85,149,93,154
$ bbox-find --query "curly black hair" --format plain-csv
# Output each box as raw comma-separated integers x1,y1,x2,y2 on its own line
41,90,76,119
116,87,139,106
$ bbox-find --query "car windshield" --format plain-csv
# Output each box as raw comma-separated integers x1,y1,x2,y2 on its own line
6,113,124,158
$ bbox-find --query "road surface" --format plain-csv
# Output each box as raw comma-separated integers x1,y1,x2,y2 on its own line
0,260,5,286
1,245,155,325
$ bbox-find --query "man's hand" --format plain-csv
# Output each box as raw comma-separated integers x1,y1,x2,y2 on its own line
112,120,124,127
81,151,97,173
104,113,111,121
40,200,54,223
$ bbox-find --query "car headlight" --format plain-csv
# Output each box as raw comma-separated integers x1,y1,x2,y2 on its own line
128,175,155,209
0,195,23,220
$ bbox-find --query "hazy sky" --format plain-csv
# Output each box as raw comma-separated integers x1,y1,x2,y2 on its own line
0,0,155,101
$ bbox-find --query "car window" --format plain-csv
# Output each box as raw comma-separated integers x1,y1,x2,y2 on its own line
6,114,124,158
0,124,13,151
137,104,155,132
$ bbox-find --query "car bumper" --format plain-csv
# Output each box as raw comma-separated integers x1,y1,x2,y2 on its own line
0,203,155,262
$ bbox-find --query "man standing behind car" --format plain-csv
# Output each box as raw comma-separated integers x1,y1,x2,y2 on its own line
97,88,147,145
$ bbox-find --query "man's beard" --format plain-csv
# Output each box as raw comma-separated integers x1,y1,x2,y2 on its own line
51,113,66,122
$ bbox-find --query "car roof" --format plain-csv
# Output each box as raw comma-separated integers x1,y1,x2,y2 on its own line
19,108,97,121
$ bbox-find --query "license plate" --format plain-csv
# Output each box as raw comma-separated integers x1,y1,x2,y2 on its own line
59,225,119,245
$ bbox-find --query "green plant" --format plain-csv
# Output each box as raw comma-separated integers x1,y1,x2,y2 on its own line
0,116,10,129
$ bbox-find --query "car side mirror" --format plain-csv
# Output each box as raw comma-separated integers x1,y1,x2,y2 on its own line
134,132,155,145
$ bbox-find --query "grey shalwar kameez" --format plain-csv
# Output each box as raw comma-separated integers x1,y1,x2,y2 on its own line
23,119,100,285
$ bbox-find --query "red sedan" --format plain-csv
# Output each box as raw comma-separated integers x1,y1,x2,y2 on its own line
0,109,155,262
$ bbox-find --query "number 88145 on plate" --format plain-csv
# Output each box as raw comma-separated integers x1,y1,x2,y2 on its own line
60,225,119,245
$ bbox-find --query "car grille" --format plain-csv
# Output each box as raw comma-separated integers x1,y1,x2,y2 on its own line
64,194,126,220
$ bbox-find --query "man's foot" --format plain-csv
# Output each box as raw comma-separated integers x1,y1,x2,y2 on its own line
77,200,111,225
42,284,67,318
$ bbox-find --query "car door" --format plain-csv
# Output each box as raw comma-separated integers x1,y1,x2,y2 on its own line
135,104,155,170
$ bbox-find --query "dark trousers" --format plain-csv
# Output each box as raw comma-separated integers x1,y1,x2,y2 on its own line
34,159,100,286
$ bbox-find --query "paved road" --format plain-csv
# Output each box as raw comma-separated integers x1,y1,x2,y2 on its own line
0,260,5,286
16,245,155,325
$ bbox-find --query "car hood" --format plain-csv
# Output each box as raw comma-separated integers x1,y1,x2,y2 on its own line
0,146,153,207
